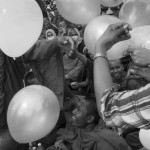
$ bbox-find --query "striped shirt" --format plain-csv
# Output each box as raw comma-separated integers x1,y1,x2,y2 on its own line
99,84,150,129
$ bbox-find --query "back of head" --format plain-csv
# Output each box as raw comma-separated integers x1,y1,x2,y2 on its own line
84,96,100,125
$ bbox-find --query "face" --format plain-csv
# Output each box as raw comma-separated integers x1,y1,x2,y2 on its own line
109,60,124,82
58,21,67,35
69,29,79,43
72,100,90,127
47,31,55,40
43,18,50,30
47,31,53,37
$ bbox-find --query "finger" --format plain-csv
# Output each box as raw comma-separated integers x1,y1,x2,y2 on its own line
129,69,145,78
119,34,131,42
111,22,127,30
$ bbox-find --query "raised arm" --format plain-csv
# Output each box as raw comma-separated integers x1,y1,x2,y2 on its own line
93,23,132,106
23,36,74,61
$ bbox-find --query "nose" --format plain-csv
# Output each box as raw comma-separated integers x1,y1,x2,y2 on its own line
114,68,118,73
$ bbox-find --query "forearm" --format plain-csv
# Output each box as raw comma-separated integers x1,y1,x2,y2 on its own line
23,38,60,61
94,45,113,103
75,51,87,65
78,79,89,87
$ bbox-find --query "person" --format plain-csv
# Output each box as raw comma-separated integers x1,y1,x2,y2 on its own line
23,36,74,109
109,59,126,84
93,22,150,129
0,50,28,150
39,17,51,40
46,29,56,40
70,47,94,96
22,36,75,149
46,96,130,150
63,28,84,85
58,20,68,36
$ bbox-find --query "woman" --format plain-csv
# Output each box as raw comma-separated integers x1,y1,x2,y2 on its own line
46,29,56,40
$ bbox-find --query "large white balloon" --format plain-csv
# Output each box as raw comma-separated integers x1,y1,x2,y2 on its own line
129,26,150,50
100,0,124,7
84,15,130,60
0,0,43,57
139,129,150,150
119,0,150,28
56,0,101,25
7,85,60,143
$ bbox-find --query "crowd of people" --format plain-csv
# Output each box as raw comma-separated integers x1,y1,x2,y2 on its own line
1,1,150,150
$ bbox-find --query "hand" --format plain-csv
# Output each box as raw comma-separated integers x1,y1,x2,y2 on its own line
129,66,150,82
126,47,150,66
95,22,132,54
55,140,69,150
58,36,75,52
70,82,78,89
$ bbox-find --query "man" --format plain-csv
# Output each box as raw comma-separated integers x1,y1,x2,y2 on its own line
23,36,74,109
93,22,150,129
47,96,130,150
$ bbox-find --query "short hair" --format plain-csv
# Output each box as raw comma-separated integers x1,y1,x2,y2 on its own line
84,95,100,124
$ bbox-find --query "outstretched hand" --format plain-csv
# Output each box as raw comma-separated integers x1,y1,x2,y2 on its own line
95,22,132,54
58,36,75,52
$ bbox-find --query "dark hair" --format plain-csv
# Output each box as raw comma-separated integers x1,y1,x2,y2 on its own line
85,96,100,124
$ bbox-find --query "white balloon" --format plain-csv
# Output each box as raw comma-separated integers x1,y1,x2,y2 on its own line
119,0,150,28
7,85,60,143
84,15,130,60
139,129,150,150
100,0,123,7
56,0,101,25
0,0,43,57
129,26,150,50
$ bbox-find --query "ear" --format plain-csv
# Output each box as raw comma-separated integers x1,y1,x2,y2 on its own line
87,115,95,124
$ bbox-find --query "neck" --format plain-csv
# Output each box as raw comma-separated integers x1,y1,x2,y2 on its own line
79,123,96,132
113,78,123,84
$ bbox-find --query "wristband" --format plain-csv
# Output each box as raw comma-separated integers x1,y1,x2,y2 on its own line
94,52,108,62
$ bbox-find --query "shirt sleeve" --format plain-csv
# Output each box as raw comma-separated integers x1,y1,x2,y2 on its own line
96,140,116,150
99,83,150,129
23,38,59,62
67,59,84,81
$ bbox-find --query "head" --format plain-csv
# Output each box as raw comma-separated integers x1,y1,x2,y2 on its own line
109,59,124,83
46,29,56,40
39,17,50,39
24,71,40,86
58,20,67,35
68,28,81,44
43,17,50,30
127,75,147,90
72,96,100,128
